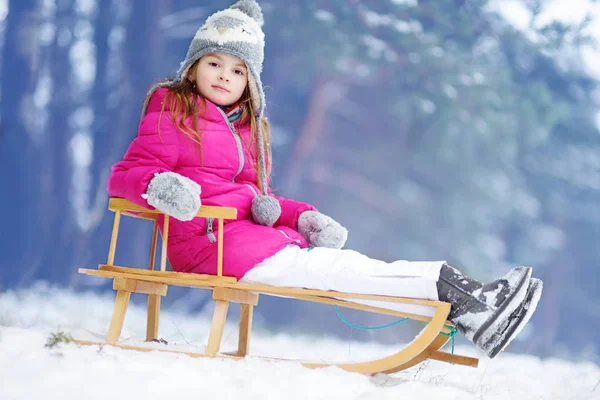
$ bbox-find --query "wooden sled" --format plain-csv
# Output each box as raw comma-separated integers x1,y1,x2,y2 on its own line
77,198,479,375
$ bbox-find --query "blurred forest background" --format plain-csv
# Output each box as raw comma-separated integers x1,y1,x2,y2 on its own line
1,0,600,362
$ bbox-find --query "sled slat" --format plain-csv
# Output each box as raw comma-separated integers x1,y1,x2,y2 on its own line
109,198,237,219
213,287,259,306
148,220,159,271
290,294,435,323
429,351,479,368
106,291,131,345
160,216,169,272
146,295,161,342
238,304,254,357
107,211,121,266
206,300,229,356
217,218,224,277
113,278,168,296
97,265,237,283
80,268,445,310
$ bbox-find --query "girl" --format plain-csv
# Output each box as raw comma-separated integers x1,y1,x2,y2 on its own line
108,0,542,359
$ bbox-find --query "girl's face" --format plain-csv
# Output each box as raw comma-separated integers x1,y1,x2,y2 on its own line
192,53,248,107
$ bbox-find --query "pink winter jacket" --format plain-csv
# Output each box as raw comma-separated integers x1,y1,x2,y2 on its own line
107,88,316,279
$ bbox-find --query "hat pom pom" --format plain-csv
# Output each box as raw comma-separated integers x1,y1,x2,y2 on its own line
231,0,264,26
252,195,281,226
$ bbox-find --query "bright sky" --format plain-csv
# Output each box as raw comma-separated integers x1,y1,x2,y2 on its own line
1,284,598,400
489,0,600,79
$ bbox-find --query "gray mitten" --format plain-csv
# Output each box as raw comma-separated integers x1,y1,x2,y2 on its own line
297,210,348,249
142,172,201,221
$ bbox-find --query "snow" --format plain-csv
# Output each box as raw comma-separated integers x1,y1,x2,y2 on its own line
1,284,599,400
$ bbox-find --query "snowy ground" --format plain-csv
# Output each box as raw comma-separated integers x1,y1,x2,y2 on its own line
0,284,598,400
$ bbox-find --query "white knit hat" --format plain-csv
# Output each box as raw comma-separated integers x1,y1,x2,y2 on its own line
177,0,266,117
143,0,266,118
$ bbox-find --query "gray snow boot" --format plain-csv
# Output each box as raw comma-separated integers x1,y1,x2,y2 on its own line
436,264,532,358
486,277,543,358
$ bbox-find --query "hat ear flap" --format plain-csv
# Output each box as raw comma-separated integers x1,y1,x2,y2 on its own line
183,65,192,82
247,72,262,115
181,59,198,83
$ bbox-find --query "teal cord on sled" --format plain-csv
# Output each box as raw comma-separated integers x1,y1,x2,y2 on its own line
441,325,458,355
315,246,457,355
334,306,458,355
334,305,409,330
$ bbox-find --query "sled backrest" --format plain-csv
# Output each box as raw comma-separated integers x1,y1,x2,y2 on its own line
105,197,237,278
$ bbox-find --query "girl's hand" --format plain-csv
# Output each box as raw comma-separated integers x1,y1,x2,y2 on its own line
142,172,201,221
298,211,348,249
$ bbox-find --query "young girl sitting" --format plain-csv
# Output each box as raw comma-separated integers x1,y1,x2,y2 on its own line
108,0,542,359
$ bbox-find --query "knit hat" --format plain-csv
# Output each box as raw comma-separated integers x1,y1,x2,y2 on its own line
142,0,280,226
177,0,266,116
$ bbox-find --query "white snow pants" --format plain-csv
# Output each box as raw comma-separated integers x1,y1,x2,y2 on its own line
240,245,445,317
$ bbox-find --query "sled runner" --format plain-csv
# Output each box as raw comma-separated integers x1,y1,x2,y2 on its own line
76,198,479,375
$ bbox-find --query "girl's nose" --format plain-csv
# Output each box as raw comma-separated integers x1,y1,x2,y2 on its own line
219,73,229,82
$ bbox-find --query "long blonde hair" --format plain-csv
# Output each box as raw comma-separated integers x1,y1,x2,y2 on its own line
156,62,271,192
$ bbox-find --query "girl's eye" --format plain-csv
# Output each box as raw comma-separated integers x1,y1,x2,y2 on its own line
208,62,219,67
234,69,245,76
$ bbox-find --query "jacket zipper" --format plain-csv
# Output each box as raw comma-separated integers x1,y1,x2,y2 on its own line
206,110,256,243
206,217,216,243
216,108,244,182
245,183,258,197
277,229,301,244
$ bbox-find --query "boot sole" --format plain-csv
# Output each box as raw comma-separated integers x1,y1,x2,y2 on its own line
472,266,532,356
487,278,543,358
